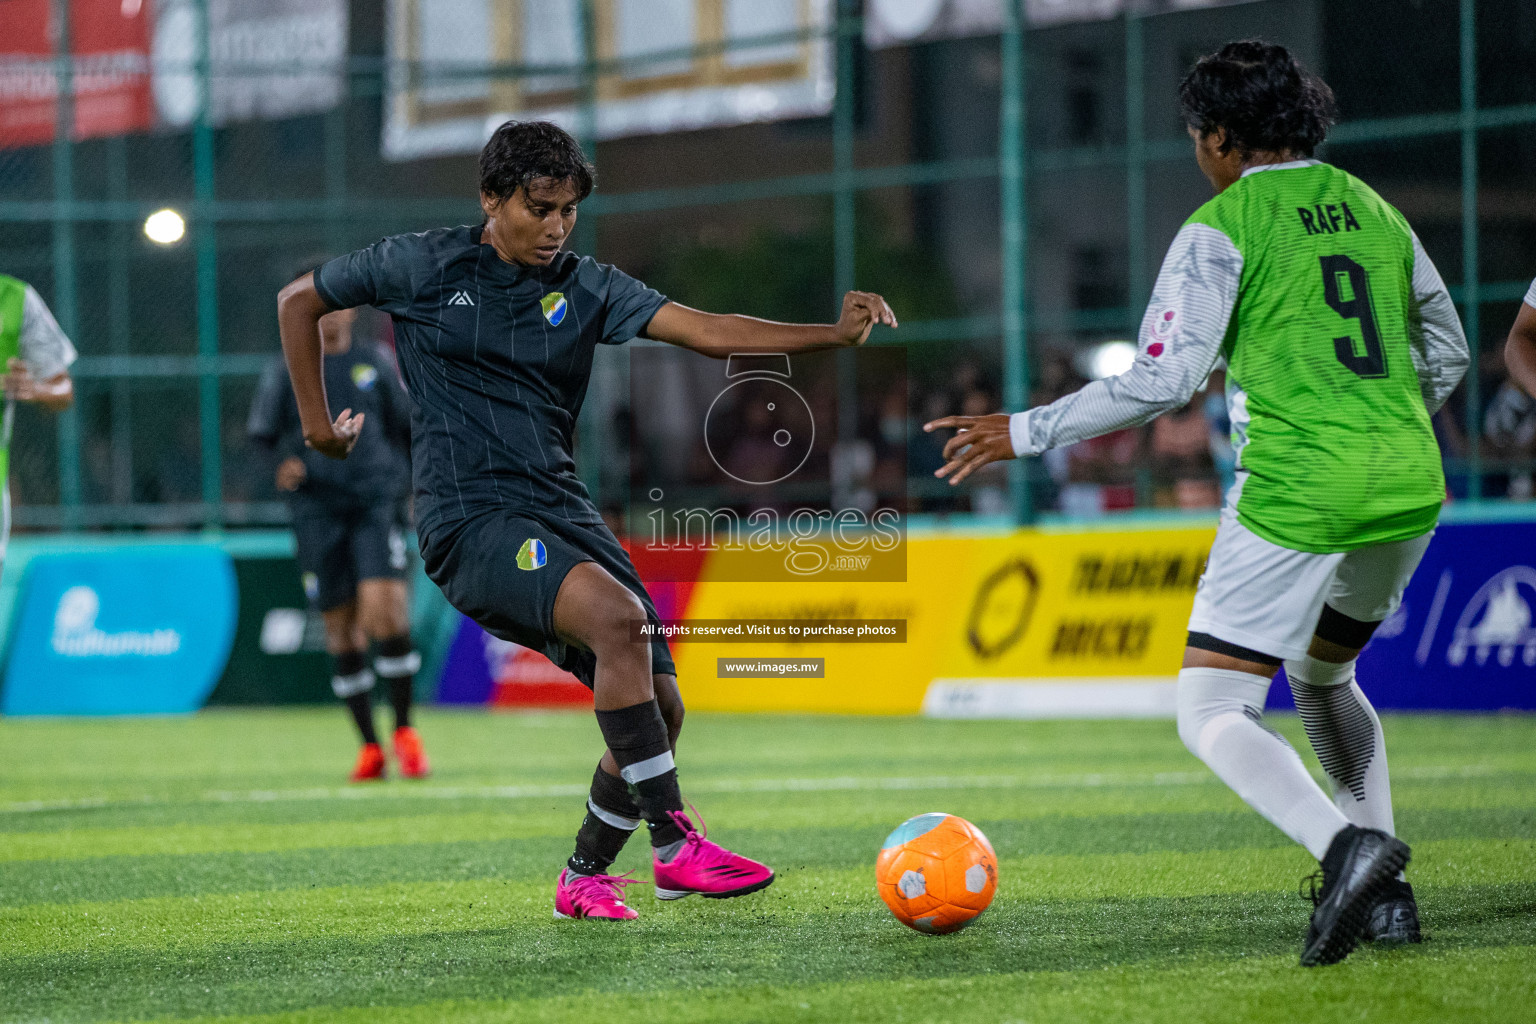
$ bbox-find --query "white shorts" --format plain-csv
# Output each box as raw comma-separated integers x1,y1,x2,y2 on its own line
1187,508,1434,662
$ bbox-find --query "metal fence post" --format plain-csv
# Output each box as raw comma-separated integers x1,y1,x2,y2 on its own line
50,0,82,528
194,0,223,528
575,0,603,503
1125,10,1146,321
1459,0,1481,501
834,0,858,444
1000,0,1032,524
108,138,133,505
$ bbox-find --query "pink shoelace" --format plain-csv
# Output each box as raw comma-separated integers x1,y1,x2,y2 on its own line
568,871,637,907
665,805,737,865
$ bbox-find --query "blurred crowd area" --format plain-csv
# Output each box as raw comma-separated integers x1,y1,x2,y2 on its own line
4,0,1536,531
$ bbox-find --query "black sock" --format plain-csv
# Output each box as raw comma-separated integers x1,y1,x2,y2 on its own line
568,765,642,876
594,700,685,847
332,650,378,746
373,634,420,731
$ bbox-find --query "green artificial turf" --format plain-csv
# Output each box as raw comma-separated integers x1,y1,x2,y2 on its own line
1,709,1532,1023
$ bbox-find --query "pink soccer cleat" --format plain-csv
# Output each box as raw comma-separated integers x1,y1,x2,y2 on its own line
554,868,640,921
652,809,775,900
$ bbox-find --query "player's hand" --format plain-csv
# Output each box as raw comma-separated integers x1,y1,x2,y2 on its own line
924,413,1017,485
275,456,307,491
3,358,70,406
835,291,898,346
305,408,364,460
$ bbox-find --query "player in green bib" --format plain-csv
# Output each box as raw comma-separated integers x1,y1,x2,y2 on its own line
925,41,1468,966
0,274,78,566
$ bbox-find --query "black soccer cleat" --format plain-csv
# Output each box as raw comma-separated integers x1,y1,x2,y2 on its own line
1365,879,1422,944
1299,825,1411,967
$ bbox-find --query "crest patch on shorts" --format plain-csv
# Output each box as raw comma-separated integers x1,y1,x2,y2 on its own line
517,538,547,570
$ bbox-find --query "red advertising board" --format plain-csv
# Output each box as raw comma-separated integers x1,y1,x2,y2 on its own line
0,0,152,148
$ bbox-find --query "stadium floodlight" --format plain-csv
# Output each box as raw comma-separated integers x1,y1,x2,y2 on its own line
1082,340,1137,380
143,208,186,245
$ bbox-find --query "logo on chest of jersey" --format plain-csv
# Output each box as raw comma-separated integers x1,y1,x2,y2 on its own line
448,290,476,306
540,291,567,326
351,363,379,391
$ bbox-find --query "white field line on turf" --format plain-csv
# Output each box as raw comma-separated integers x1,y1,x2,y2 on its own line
0,762,1521,816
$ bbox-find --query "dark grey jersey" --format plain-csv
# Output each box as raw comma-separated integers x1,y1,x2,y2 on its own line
247,339,412,508
313,226,667,536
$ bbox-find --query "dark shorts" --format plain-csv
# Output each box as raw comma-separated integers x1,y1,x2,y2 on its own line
292,501,409,612
420,509,675,689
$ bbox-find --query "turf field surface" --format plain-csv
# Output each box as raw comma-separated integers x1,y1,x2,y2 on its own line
2,709,1533,1023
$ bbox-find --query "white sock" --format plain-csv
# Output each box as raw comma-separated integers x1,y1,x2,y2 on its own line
1177,667,1349,861
1285,657,1395,835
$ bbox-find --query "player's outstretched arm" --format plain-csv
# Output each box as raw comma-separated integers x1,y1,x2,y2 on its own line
642,291,897,359
1506,300,1536,400
277,272,363,460
923,223,1236,485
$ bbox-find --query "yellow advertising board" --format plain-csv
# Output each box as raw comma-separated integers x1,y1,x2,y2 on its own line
672,521,1218,714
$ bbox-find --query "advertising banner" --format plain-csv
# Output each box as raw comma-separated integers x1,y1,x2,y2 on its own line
1270,520,1536,713
675,516,1536,716
437,614,592,709
151,0,348,129
0,0,153,148
673,524,1216,715
382,0,832,160
2,547,237,715
864,0,1260,47
205,555,332,705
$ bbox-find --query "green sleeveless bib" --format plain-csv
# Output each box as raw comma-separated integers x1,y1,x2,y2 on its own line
0,274,26,484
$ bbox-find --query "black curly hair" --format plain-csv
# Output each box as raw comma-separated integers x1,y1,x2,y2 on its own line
479,120,596,204
1178,40,1336,158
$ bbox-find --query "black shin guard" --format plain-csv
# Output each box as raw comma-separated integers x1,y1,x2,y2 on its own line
568,765,642,876
332,650,378,745
373,634,419,731
594,700,685,847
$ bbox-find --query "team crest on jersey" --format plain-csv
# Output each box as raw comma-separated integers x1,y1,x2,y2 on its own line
351,363,379,391
516,538,547,571
540,292,568,326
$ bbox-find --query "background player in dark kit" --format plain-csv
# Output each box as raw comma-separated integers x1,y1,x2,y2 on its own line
248,297,427,783
276,120,896,920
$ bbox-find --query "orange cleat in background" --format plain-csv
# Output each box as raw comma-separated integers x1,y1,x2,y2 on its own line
392,726,431,779
350,742,387,782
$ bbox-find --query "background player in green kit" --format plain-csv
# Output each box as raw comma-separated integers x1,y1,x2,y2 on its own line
0,274,77,569
925,41,1469,966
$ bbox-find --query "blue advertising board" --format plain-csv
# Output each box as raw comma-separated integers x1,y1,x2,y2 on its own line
1269,520,1536,712
2,548,238,715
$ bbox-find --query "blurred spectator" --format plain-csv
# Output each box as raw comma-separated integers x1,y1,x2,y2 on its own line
1152,400,1220,509
1484,379,1536,499
908,390,952,482
1204,372,1236,499
959,387,1010,516
1060,428,1140,518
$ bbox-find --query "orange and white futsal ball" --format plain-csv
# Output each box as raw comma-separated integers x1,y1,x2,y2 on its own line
875,812,998,934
